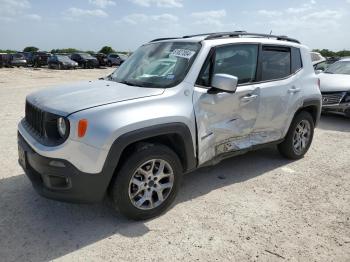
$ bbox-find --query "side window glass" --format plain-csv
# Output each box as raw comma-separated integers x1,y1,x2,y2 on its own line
196,44,258,87
291,47,302,73
261,46,291,81
213,44,258,84
197,58,211,87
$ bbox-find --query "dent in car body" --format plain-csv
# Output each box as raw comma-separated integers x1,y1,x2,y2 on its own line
193,85,260,165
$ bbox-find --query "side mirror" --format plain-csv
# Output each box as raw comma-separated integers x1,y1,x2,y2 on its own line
211,74,238,93
315,69,324,74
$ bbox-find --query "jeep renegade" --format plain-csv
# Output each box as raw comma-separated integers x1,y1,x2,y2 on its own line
18,32,321,220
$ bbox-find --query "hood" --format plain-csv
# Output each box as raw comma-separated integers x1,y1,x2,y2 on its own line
319,73,350,92
26,80,165,116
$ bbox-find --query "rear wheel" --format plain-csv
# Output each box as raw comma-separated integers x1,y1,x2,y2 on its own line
278,111,314,159
110,144,183,220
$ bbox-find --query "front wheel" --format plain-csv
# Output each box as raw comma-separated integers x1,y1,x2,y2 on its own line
110,144,183,220
278,111,314,159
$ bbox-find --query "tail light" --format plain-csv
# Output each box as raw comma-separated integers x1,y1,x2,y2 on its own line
317,78,320,89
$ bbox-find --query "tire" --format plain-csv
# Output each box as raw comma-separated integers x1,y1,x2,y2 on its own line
278,111,315,159
107,61,112,67
110,143,183,220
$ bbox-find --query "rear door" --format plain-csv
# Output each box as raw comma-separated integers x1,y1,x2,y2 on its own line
252,45,303,144
193,43,260,165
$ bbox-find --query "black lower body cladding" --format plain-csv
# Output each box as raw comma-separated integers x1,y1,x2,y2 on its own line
18,132,110,203
18,123,196,203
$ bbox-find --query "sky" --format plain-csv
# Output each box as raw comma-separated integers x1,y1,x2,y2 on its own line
0,0,349,52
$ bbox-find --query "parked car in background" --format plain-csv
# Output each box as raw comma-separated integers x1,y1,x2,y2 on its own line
318,58,350,117
9,53,27,67
0,53,10,68
70,53,99,68
314,57,340,73
27,51,51,67
310,52,326,65
48,55,78,70
93,53,108,67
107,53,127,66
18,32,321,220
22,52,31,62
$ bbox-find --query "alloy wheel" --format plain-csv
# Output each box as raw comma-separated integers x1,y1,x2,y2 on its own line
293,120,311,155
128,159,174,210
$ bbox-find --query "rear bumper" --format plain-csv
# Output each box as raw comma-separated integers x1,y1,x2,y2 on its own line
18,132,111,203
322,103,350,116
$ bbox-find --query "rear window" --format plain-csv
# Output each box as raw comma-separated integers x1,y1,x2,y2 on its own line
261,46,291,81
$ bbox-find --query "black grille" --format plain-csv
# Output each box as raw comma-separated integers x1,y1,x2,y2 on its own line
25,101,45,136
322,92,346,105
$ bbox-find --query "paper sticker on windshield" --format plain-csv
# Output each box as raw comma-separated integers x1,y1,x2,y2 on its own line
170,49,195,59
165,74,175,80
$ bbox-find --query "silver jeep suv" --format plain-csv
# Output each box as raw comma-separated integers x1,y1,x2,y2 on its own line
18,32,321,220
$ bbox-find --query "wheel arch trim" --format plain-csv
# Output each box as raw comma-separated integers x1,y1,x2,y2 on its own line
101,122,197,188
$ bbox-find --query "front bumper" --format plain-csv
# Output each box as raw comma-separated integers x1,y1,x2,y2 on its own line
18,132,111,203
62,64,77,69
11,60,27,66
322,103,350,116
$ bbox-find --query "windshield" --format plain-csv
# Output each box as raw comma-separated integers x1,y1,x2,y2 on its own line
325,61,350,75
80,53,94,59
57,55,72,62
118,54,128,60
109,41,201,88
13,53,25,59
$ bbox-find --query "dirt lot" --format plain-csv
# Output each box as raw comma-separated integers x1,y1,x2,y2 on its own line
0,67,349,262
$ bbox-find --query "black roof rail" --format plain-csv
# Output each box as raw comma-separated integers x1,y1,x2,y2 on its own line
204,32,300,44
149,32,300,44
149,37,179,42
182,32,221,38
150,31,246,42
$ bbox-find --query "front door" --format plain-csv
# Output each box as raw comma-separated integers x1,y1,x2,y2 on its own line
193,44,260,165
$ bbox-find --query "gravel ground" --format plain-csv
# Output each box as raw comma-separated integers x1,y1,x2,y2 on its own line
0,67,349,262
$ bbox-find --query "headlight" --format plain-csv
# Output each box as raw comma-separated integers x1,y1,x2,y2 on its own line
57,117,67,138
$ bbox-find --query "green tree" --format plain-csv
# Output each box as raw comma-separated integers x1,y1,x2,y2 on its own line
98,46,115,54
51,48,80,54
23,46,39,52
0,49,17,53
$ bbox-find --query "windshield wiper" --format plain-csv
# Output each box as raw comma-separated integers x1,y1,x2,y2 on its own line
114,79,163,88
118,80,146,87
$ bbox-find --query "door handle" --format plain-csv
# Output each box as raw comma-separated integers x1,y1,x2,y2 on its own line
288,87,301,94
241,94,258,102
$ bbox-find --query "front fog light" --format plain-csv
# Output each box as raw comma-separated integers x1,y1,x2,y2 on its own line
57,117,67,137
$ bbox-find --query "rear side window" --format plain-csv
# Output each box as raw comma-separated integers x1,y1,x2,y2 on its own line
291,47,302,73
261,46,291,81
197,44,258,86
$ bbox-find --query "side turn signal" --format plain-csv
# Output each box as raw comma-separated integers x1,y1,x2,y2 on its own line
78,119,88,138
